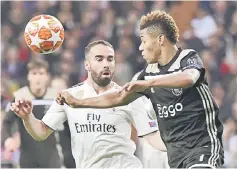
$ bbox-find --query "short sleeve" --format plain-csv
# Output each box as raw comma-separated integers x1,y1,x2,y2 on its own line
42,100,67,130
132,70,145,81
128,96,158,137
180,51,206,84
132,70,151,99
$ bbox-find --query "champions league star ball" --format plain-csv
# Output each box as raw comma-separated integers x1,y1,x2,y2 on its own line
24,15,64,54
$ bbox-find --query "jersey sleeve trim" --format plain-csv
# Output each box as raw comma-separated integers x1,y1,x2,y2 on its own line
137,128,158,137
180,51,204,71
42,120,56,131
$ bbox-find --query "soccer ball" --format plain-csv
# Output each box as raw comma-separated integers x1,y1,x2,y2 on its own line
24,15,64,54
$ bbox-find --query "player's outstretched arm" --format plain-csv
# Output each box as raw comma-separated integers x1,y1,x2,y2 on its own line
143,131,167,152
147,69,200,88
121,69,200,93
57,90,141,108
11,100,53,141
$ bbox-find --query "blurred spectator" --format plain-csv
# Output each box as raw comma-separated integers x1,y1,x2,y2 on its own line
51,76,68,92
190,5,217,45
211,1,227,25
183,26,206,55
1,46,24,80
114,50,133,85
227,76,237,100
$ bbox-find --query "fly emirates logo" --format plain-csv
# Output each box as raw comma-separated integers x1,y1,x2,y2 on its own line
74,113,116,133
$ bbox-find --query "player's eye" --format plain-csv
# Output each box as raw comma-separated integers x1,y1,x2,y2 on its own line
96,58,102,61
108,57,114,62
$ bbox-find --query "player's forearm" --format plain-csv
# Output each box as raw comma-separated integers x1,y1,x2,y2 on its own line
144,131,167,152
23,114,50,141
71,92,129,108
2,121,14,140
148,72,194,88
2,110,17,140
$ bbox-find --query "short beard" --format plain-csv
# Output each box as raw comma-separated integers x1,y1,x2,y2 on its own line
90,69,112,87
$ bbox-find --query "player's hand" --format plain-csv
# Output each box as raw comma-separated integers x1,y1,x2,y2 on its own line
56,93,65,105
4,137,19,152
119,80,150,93
58,91,77,108
10,100,32,120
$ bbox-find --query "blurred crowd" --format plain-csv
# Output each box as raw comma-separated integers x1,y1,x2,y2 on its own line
1,1,237,168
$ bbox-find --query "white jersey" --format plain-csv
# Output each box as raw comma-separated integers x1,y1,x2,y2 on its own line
42,81,158,168
134,98,169,168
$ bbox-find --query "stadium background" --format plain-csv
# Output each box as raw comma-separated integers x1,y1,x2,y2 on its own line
1,1,236,168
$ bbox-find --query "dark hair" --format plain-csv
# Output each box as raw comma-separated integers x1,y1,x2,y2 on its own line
27,59,49,72
140,10,179,44
84,40,113,57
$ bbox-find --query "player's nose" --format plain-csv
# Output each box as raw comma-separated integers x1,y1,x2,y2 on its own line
139,43,143,51
102,60,110,67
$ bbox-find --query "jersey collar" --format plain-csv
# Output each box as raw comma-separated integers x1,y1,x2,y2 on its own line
84,80,119,96
158,47,182,70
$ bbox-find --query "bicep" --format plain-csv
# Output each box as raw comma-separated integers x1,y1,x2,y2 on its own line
183,69,201,84
180,52,206,84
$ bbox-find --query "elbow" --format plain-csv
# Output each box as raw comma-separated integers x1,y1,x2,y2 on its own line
159,147,167,152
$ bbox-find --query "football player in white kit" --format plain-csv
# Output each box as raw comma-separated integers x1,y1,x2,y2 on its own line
10,40,166,168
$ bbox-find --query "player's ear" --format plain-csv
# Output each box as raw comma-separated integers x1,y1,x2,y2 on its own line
158,34,165,46
84,60,90,71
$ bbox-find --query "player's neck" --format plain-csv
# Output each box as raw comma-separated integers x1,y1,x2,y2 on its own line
87,78,114,94
159,45,178,66
29,86,47,98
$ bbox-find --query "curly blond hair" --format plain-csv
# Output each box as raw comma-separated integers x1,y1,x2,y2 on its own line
140,10,179,44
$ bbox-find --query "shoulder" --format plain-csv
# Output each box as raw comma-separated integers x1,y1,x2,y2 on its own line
13,86,32,99
44,87,58,99
132,68,149,81
70,82,85,89
180,49,197,58
65,82,86,99
67,82,85,91
132,70,143,81
169,49,199,71
179,49,200,62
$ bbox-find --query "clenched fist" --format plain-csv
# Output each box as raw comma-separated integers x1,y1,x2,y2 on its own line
10,100,32,120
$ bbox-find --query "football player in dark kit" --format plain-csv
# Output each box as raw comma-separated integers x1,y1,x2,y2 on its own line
2,59,75,168
58,10,224,169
